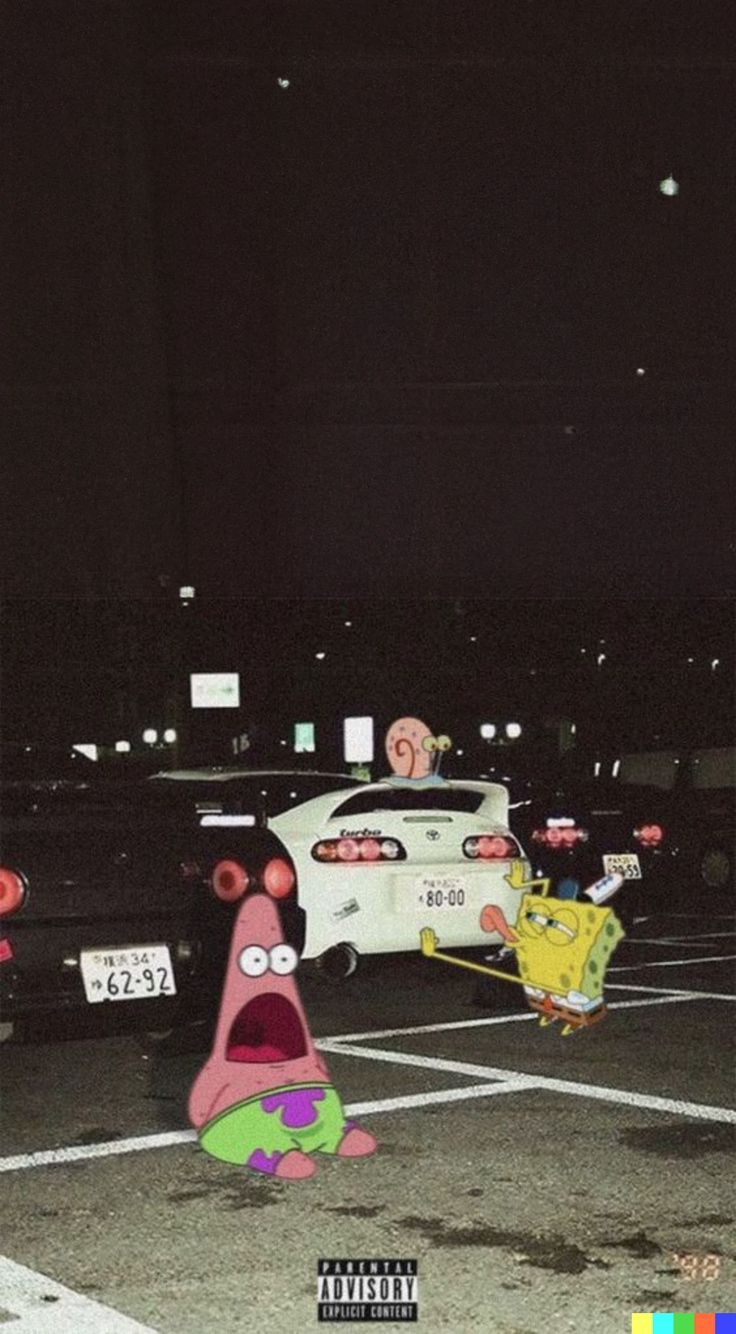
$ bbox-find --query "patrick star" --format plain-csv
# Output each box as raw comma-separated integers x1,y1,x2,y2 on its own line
188,892,377,1179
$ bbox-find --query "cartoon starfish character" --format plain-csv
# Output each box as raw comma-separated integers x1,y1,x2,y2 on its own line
189,893,377,1178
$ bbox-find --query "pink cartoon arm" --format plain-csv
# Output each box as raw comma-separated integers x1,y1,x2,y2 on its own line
188,1068,233,1129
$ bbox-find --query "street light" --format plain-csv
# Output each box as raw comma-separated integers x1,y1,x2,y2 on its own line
115,740,131,753
163,728,177,744
480,723,496,739
505,722,522,738
143,729,158,745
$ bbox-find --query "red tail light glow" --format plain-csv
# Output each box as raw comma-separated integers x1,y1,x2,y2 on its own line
634,823,664,847
463,834,521,860
312,837,406,863
262,858,295,898
337,839,361,862
212,859,250,902
531,826,589,848
0,868,27,917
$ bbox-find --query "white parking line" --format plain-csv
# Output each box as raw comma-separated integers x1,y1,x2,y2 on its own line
346,1079,531,1115
321,1043,736,1124
0,1130,196,1175
607,982,736,1001
322,1012,539,1042
0,1255,159,1332
1,993,732,1177
319,990,712,1044
646,931,736,943
0,1083,525,1176
609,953,736,972
628,939,736,948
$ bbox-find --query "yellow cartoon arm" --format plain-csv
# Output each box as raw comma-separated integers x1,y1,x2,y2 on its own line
419,928,528,987
505,859,551,897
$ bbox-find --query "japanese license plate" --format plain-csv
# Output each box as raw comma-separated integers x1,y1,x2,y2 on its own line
404,874,468,911
80,944,176,1004
603,853,642,880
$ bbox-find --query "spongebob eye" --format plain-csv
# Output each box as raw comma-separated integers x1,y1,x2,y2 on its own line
522,911,546,937
422,735,438,752
238,945,269,976
269,944,298,975
528,912,549,926
436,734,452,752
543,909,578,943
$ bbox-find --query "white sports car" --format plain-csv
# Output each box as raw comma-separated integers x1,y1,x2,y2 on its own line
269,776,531,977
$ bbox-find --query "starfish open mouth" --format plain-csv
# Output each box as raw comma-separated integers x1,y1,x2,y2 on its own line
226,992,308,1062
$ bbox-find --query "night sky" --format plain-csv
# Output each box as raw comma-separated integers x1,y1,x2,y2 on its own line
2,1,735,601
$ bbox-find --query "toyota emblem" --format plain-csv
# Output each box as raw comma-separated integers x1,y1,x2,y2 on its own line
426,829,440,841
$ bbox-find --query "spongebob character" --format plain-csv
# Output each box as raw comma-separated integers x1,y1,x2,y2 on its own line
420,862,625,1036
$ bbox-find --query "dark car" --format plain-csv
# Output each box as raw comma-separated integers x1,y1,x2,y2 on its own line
0,766,306,1040
510,746,735,925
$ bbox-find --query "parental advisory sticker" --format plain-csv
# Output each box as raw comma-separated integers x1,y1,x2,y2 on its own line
318,1259,418,1322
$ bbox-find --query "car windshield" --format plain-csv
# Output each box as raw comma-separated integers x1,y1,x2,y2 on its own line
330,788,487,816
689,748,735,789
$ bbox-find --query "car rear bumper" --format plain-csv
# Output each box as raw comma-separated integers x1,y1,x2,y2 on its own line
0,900,307,1026
0,920,201,1023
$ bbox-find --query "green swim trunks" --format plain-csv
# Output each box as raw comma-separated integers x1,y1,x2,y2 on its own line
199,1082,353,1170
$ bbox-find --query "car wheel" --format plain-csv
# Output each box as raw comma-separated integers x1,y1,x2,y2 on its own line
315,943,359,982
700,847,732,889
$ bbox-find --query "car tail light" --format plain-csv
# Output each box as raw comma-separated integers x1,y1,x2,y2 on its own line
312,837,406,863
531,826,589,848
0,868,27,917
634,823,664,847
463,835,521,860
211,859,250,902
262,857,295,899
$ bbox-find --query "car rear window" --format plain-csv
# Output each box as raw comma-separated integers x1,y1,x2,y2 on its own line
148,774,361,817
617,751,680,790
689,748,736,789
251,777,362,814
330,788,486,816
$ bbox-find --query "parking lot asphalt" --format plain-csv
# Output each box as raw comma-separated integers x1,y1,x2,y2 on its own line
1,910,735,1333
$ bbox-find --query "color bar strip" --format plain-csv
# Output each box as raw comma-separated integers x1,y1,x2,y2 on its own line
634,1317,736,1334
